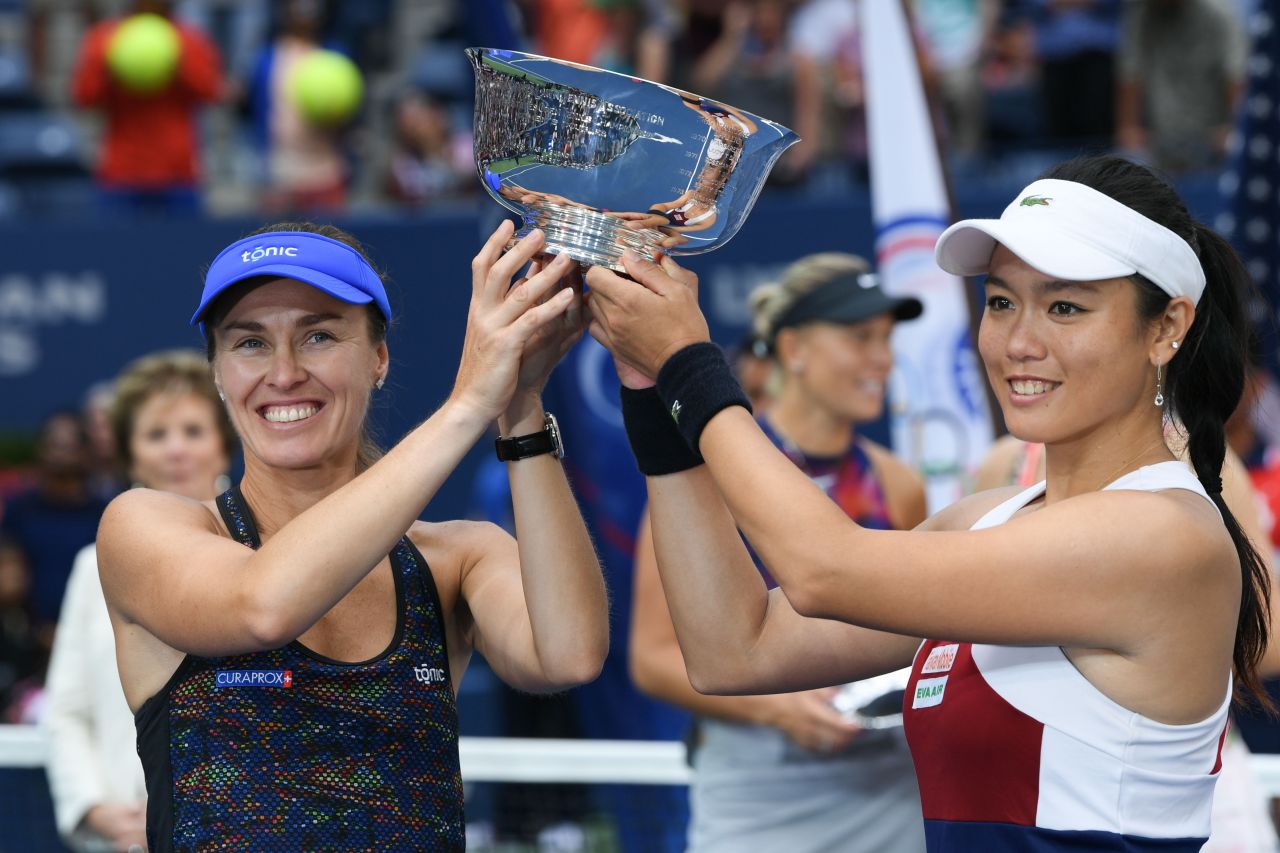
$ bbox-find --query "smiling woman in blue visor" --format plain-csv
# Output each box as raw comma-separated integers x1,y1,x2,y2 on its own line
96,219,607,852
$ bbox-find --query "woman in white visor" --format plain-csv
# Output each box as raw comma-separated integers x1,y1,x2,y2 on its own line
583,154,1270,852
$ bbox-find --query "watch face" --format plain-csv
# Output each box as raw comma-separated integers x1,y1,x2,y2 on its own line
546,412,564,459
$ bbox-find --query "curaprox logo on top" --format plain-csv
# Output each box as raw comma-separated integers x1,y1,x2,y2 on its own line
215,669,293,688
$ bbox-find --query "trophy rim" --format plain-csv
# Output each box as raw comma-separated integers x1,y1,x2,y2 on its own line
464,45,798,140
468,46,800,265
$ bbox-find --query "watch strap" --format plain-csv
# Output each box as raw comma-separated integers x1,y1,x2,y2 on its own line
495,429,556,461
494,413,562,461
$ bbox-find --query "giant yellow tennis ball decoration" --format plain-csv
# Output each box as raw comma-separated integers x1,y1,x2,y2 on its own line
291,50,364,126
106,13,181,94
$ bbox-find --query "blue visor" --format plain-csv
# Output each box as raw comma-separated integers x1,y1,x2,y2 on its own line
191,231,391,329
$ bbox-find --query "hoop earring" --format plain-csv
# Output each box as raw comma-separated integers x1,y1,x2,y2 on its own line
1154,363,1164,407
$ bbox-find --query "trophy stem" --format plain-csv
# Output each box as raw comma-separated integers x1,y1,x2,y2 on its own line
511,201,665,272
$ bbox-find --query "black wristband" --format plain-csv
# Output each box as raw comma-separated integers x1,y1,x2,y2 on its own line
655,342,752,453
621,386,704,475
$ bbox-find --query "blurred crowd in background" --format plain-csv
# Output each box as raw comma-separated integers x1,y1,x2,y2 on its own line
0,0,1254,222
0,0,1266,781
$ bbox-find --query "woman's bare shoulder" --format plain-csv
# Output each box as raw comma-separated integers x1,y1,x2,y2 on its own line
406,519,515,572
100,488,223,543
406,520,517,625
407,518,511,549
96,490,229,603
917,485,1027,532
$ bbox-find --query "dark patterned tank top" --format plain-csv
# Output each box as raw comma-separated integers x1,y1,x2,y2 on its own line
754,416,895,588
135,486,464,852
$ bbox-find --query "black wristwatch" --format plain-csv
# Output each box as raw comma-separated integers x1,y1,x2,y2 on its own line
494,412,564,461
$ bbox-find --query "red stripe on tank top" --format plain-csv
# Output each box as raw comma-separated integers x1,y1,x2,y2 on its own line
904,641,1044,825
1212,721,1229,775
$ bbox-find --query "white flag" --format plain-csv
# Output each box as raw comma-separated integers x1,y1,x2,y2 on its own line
860,0,994,512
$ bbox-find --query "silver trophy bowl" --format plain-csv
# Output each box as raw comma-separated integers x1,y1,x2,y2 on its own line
468,47,798,271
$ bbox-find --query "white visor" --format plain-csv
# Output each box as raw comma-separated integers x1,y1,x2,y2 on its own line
934,178,1206,305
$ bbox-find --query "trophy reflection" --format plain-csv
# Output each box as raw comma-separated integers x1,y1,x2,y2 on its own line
469,47,797,271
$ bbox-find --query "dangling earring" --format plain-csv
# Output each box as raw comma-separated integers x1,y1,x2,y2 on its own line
214,474,231,494
375,376,385,391
1154,363,1164,407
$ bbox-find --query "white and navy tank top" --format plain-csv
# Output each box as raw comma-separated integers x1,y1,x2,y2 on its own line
903,462,1230,851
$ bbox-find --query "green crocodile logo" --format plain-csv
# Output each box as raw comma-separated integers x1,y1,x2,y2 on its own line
1019,195,1052,207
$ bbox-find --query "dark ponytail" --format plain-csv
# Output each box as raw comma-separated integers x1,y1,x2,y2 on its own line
1165,224,1272,710
1041,156,1272,710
